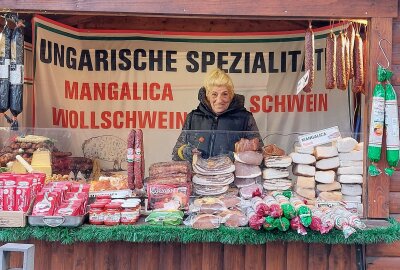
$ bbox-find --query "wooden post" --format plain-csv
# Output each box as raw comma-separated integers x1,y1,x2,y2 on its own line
367,17,393,218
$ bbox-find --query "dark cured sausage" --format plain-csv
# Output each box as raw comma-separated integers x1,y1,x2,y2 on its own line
134,129,144,189
347,24,355,79
353,33,364,93
0,24,11,113
9,22,24,129
325,31,336,89
336,32,347,90
344,33,350,82
304,25,314,93
127,129,136,190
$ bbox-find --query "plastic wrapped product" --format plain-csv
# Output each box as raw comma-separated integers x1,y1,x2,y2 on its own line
367,66,386,176
0,24,11,114
290,216,307,235
263,195,283,218
145,210,184,226
384,75,400,176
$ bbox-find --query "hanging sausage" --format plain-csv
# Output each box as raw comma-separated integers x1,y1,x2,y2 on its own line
0,21,11,117
347,23,355,79
384,72,399,176
9,20,24,130
304,23,314,93
325,30,336,89
367,66,386,176
353,26,364,93
336,32,347,90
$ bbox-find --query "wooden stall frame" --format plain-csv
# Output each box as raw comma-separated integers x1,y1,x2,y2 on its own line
1,0,398,219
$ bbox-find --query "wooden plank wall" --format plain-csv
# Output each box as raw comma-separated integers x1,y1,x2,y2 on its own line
1,240,357,270
366,2,400,269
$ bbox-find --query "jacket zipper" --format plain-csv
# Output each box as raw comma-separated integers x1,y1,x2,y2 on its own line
209,116,218,157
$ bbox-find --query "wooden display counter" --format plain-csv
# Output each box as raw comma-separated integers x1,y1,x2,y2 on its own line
0,219,398,270
2,240,360,270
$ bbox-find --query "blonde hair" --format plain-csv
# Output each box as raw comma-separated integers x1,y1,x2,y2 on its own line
204,68,234,100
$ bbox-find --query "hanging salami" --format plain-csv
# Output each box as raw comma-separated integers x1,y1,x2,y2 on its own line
9,20,24,130
325,31,336,89
336,32,348,90
384,71,399,176
367,66,386,176
353,32,364,93
0,23,11,115
304,24,314,93
127,129,136,190
346,23,355,79
134,129,144,189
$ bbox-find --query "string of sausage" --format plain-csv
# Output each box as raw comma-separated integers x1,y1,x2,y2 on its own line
134,129,144,189
127,129,136,190
336,32,348,90
353,33,364,93
347,24,355,80
9,23,24,130
0,24,11,114
325,31,336,89
304,25,314,93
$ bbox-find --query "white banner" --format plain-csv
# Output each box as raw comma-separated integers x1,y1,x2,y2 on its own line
32,15,352,172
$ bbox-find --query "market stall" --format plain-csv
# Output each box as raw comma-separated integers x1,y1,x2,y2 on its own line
0,0,399,269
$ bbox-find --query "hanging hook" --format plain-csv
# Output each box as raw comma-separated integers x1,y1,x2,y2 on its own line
377,38,391,69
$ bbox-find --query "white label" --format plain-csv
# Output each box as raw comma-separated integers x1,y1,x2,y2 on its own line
298,126,341,147
385,99,400,150
0,59,10,79
369,96,385,147
296,70,310,94
10,63,24,84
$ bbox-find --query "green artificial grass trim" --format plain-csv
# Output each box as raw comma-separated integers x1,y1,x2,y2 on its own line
0,218,399,245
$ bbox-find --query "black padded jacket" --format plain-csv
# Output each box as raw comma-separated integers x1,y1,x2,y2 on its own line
172,87,262,160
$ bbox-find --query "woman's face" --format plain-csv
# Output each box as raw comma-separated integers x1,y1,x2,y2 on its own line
208,86,232,115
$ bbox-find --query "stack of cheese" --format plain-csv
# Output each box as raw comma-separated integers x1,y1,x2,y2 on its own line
313,145,342,202
262,154,292,192
291,145,317,202
336,138,364,203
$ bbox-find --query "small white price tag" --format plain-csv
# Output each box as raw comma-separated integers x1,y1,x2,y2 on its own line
296,70,310,94
298,126,342,147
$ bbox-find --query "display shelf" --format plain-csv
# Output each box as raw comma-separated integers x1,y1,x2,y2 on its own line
0,218,398,245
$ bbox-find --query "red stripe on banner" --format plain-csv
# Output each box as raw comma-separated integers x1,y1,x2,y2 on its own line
33,14,347,37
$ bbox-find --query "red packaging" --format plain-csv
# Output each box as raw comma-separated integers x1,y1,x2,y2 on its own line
3,178,16,211
35,173,46,190
0,177,5,211
54,201,83,216
147,183,190,210
32,193,57,216
15,175,32,212
71,183,90,193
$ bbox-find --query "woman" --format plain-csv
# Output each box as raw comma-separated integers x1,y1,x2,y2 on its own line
172,68,262,162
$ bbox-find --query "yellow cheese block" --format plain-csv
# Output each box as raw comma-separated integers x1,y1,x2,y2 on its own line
11,160,28,174
31,165,52,177
31,149,51,167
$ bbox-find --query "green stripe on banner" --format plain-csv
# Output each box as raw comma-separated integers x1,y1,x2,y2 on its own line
34,22,331,43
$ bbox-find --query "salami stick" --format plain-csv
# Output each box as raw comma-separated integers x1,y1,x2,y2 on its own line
304,24,314,93
127,129,136,190
325,31,336,89
385,79,400,176
134,129,144,189
344,33,350,82
336,32,347,90
9,21,24,130
347,24,355,79
0,24,11,114
353,33,364,93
